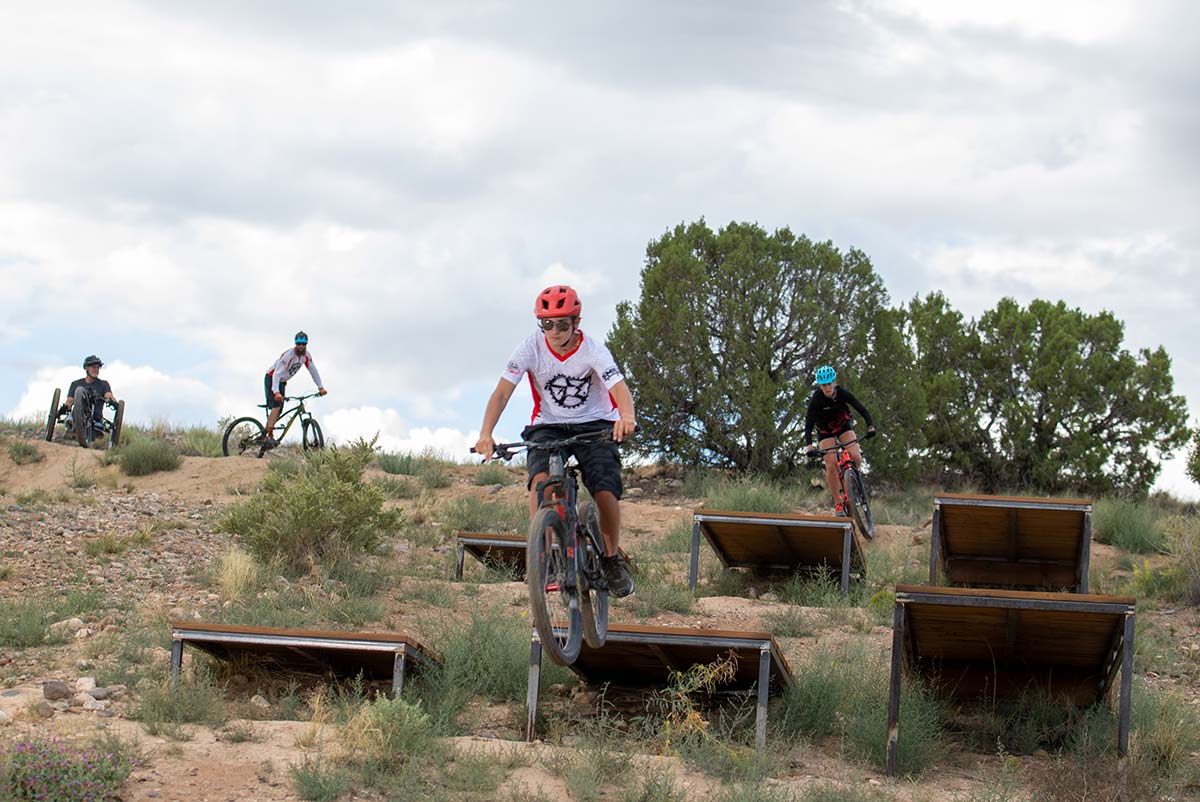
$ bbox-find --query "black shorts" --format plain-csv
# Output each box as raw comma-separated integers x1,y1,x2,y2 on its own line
523,421,623,500
264,374,287,409
817,425,854,443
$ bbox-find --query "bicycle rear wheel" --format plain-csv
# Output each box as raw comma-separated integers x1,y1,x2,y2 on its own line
222,417,266,458
577,501,609,649
527,506,583,666
45,389,60,442
302,418,324,452
843,466,874,540
109,401,125,449
71,387,92,446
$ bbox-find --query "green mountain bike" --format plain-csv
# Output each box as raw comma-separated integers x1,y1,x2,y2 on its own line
221,393,324,458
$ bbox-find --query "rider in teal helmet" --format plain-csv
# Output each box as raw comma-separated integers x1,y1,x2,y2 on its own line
804,365,876,515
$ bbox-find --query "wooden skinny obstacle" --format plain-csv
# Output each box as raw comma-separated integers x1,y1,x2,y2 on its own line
885,585,1135,777
170,621,439,697
526,623,794,749
454,531,528,580
689,510,864,595
929,493,1092,592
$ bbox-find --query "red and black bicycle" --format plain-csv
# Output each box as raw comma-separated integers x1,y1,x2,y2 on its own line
808,436,875,540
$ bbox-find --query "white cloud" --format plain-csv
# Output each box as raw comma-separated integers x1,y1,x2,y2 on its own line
875,0,1135,44
9,362,219,427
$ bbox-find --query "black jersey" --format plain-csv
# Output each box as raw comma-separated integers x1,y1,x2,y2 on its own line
803,386,874,443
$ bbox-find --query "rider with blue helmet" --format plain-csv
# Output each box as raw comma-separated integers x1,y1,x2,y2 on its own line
804,365,876,516
263,331,327,448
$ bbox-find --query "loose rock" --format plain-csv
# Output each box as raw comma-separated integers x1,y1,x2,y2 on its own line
43,680,72,701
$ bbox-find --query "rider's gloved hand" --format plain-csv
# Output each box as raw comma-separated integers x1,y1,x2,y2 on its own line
866,426,877,439
318,388,328,396
474,435,496,462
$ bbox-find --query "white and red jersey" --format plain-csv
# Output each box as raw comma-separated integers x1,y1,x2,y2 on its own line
501,331,624,425
267,348,323,393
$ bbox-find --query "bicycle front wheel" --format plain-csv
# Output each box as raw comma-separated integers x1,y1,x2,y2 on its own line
527,506,583,666
71,387,92,446
302,418,324,452
222,417,266,458
45,388,60,442
109,401,125,449
577,501,609,649
844,466,874,540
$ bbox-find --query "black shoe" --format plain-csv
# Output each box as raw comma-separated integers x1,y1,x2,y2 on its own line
602,554,634,599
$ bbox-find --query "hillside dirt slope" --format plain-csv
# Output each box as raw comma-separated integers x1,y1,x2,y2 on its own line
0,437,1196,801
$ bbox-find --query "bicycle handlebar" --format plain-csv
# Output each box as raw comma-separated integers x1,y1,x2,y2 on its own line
806,432,876,461
285,393,323,402
470,430,615,462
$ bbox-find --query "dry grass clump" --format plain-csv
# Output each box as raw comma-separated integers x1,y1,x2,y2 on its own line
216,547,260,600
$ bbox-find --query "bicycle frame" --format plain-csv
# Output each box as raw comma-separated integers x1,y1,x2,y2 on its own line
269,399,311,441
812,437,862,505
535,451,584,593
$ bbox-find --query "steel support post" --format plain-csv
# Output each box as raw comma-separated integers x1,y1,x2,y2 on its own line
169,639,183,688
688,520,702,590
755,645,771,750
526,633,543,741
886,602,906,777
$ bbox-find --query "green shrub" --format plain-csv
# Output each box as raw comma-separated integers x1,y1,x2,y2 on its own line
773,640,944,777
7,440,43,465
339,695,440,770
418,605,573,733
2,737,135,802
176,426,223,457
0,590,104,648
372,475,418,499
222,438,402,572
290,758,351,802
377,451,419,475
472,462,512,486
1161,515,1200,604
1187,432,1200,487
419,462,453,489
115,439,182,476
1093,498,1166,554
704,476,793,514
440,495,527,535
134,677,227,738
629,565,695,616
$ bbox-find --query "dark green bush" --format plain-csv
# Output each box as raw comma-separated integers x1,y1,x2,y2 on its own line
116,438,182,476
222,438,402,572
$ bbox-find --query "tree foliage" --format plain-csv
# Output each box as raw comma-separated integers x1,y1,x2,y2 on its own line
607,219,1191,494
905,295,1190,494
607,219,913,474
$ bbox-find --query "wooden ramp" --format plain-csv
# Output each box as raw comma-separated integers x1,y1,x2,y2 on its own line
170,621,439,696
930,493,1092,592
527,623,794,749
690,509,863,594
454,532,634,581
885,585,1135,776
455,532,528,580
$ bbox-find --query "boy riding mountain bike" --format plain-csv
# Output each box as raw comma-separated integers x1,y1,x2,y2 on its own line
804,365,876,516
474,285,637,598
263,331,327,448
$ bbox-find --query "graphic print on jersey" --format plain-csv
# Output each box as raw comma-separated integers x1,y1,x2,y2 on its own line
546,374,591,409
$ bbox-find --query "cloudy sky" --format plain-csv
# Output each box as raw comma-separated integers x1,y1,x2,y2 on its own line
2,1,1197,497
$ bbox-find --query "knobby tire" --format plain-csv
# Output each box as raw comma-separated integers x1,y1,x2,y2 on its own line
527,506,583,666
577,501,609,649
222,417,266,458
844,466,874,540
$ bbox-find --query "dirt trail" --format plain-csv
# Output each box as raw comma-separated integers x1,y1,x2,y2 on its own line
0,440,269,503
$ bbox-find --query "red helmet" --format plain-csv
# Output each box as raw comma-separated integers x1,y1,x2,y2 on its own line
534,285,581,319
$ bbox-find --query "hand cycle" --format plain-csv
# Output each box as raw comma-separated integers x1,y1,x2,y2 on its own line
45,387,125,449
472,431,613,666
807,434,875,540
221,393,325,458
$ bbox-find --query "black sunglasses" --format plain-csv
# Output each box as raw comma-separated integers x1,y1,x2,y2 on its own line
539,319,574,333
